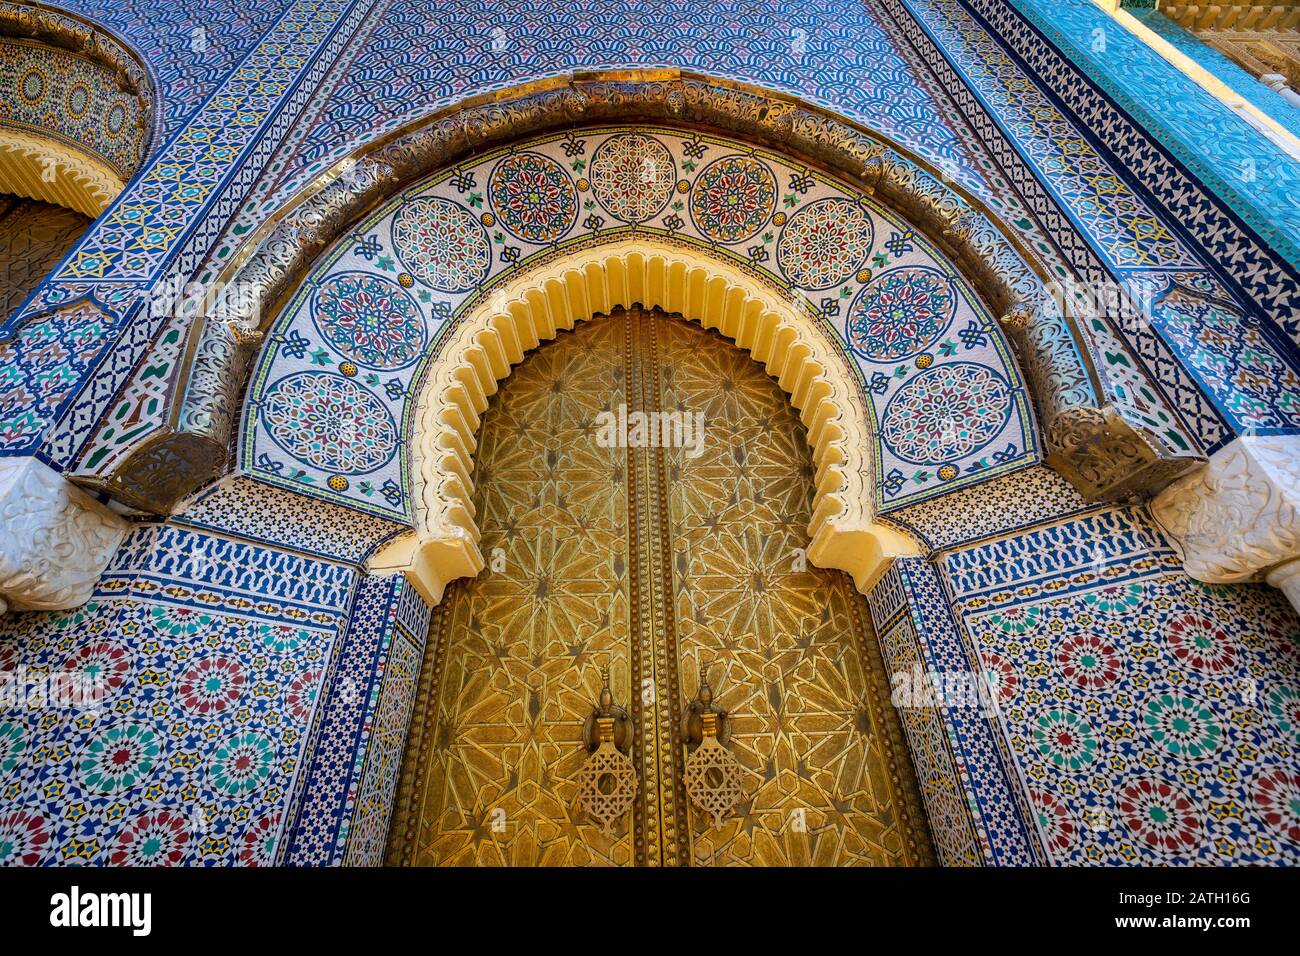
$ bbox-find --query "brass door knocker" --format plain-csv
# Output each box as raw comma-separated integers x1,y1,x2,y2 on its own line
682,668,744,829
576,671,638,835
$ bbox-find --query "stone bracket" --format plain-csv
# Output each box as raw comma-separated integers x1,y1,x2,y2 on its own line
0,457,128,613
1151,436,1300,612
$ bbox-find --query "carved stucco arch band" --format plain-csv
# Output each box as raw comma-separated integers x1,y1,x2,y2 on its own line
111,72,1191,521
0,129,121,217
369,239,919,604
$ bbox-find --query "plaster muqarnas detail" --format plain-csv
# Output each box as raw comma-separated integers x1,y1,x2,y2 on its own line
241,126,1037,521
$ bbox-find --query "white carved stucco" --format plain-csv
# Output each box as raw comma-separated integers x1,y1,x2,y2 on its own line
0,457,127,613
1152,436,1300,611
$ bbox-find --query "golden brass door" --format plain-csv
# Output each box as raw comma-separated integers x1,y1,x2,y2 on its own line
386,308,933,866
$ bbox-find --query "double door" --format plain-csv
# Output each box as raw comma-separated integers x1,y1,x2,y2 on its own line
387,308,932,866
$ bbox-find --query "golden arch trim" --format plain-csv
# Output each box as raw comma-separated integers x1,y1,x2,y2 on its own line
369,239,920,604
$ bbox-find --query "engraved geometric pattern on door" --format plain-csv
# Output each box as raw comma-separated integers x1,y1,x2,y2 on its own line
387,309,933,865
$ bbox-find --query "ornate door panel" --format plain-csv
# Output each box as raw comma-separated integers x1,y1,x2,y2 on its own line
387,309,933,866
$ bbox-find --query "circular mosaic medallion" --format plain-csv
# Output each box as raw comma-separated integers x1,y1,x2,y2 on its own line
392,197,492,293
0,721,24,777
66,82,91,119
981,651,1018,706
312,271,426,370
0,810,50,866
1268,685,1300,746
776,198,874,289
1032,708,1098,772
286,668,323,723
589,133,676,223
209,731,276,798
1083,582,1142,616
240,813,280,866
1117,778,1201,854
1143,692,1222,759
689,154,777,244
111,809,190,866
1056,633,1121,693
63,638,131,698
1166,611,1238,674
1251,768,1300,843
879,362,1011,465
1030,788,1077,856
488,151,578,243
77,721,161,795
105,100,128,138
20,68,44,104
847,265,956,362
261,372,398,474
259,623,308,655
989,605,1039,635
178,656,247,717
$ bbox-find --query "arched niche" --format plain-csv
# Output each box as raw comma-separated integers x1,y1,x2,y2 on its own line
0,3,156,215
0,3,158,317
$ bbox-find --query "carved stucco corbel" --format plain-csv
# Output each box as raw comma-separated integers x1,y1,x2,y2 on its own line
996,296,1202,500
0,457,127,613
1151,436,1300,613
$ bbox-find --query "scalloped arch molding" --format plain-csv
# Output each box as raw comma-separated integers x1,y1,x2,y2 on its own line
225,119,1049,604
369,239,922,603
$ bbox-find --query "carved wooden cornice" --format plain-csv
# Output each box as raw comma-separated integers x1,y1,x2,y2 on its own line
1157,2,1300,32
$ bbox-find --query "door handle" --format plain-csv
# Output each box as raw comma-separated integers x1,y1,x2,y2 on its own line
682,669,744,829
576,671,638,836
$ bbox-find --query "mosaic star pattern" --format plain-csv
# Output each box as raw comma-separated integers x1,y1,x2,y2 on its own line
0,525,356,866
945,508,1300,865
